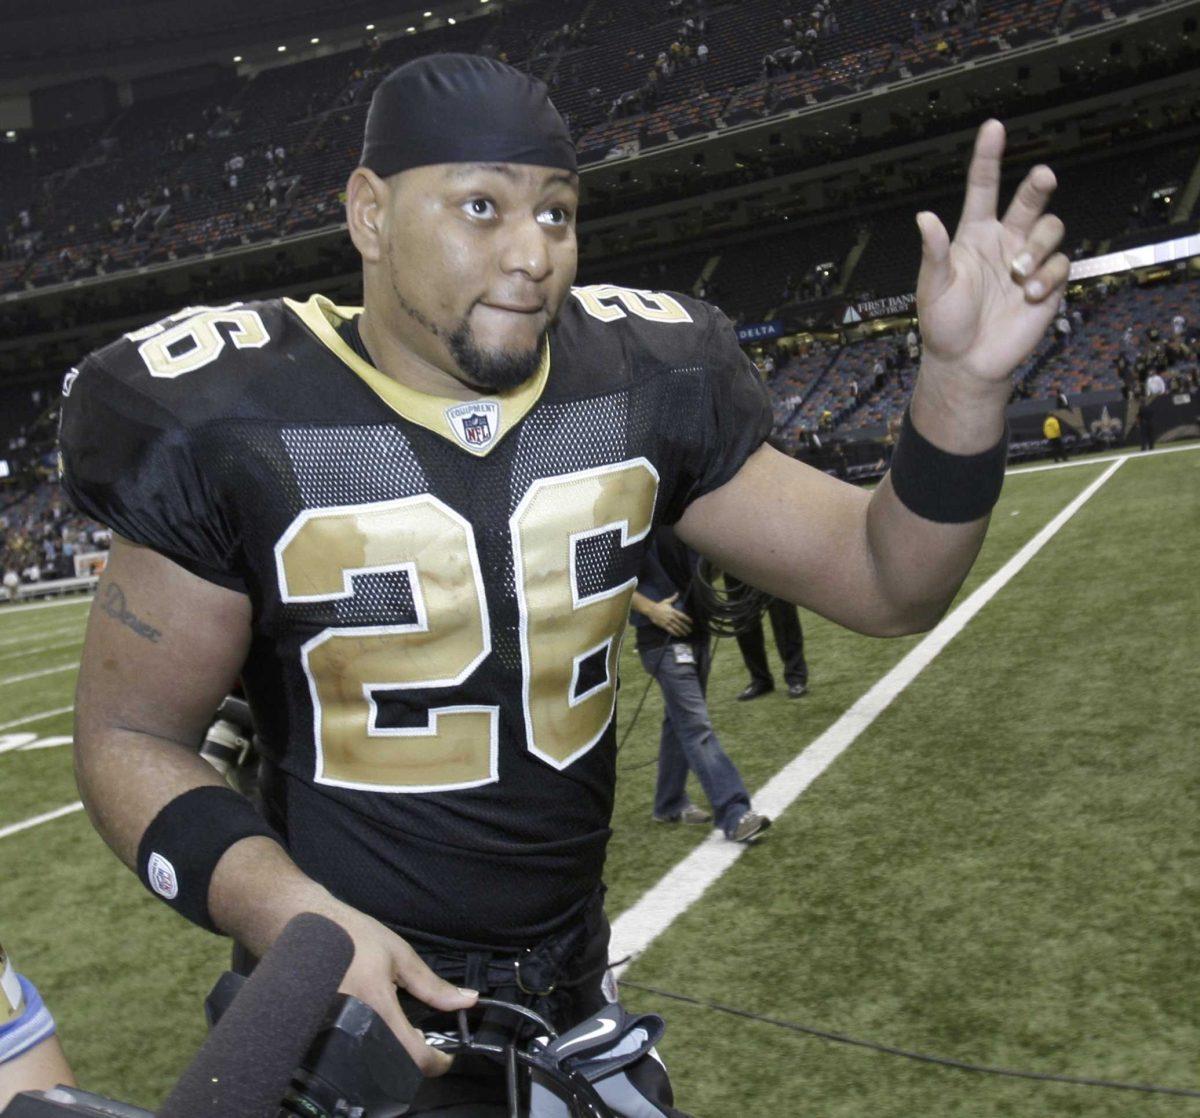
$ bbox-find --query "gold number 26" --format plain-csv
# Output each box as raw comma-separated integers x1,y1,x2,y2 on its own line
275,460,659,792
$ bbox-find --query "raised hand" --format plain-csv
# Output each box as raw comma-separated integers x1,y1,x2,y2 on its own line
915,119,1069,390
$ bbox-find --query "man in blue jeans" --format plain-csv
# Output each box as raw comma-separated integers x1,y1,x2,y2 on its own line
630,526,770,843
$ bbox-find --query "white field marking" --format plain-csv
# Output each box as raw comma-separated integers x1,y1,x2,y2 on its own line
610,457,1127,976
0,596,92,618
0,663,77,687
1006,440,1200,476
0,801,84,841
0,705,74,732
0,622,84,650
0,637,83,663
0,733,72,756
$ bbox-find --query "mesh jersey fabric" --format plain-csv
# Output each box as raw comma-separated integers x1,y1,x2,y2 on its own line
58,288,772,947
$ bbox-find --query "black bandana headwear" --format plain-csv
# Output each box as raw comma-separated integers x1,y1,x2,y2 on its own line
360,53,577,177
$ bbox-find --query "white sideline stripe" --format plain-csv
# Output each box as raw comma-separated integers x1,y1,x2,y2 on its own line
0,801,84,841
0,705,75,732
0,663,77,686
1006,440,1200,476
0,637,83,663
0,623,84,650
0,596,92,617
610,457,1127,976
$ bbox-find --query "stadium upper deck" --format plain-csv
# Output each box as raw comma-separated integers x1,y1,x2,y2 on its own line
1,0,1188,298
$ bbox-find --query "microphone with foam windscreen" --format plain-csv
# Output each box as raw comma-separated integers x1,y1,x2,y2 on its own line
158,912,354,1118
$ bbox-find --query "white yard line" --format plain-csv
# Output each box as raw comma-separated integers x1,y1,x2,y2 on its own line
0,623,84,650
1006,440,1200,476
0,705,75,732
0,596,92,618
0,638,83,663
0,802,84,841
611,457,1128,975
0,663,77,687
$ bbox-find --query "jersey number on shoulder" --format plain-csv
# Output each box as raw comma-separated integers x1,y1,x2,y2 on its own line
127,304,270,378
275,460,659,793
570,285,692,325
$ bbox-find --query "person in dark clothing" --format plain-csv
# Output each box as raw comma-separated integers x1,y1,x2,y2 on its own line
630,527,770,843
726,575,810,700
1137,398,1156,451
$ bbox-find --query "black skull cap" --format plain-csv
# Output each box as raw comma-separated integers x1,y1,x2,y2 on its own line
360,53,577,177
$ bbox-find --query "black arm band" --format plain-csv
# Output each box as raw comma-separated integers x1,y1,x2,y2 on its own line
136,785,282,933
889,405,1009,523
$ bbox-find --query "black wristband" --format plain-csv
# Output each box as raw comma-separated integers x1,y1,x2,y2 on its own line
137,786,282,933
889,406,1009,523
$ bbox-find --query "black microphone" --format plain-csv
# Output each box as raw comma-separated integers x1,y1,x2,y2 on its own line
158,912,354,1118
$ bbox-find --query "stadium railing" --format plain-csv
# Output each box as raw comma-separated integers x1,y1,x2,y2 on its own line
6,575,98,603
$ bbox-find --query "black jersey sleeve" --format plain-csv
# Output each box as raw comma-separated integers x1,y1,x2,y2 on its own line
58,354,246,591
667,305,774,520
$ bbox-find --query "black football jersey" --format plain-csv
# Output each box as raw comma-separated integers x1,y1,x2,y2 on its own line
59,286,772,948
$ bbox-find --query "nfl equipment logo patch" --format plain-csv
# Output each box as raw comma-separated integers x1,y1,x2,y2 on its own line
445,400,501,452
148,852,179,900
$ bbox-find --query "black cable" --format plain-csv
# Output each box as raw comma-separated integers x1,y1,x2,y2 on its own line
619,980,1200,1099
615,637,668,759
692,560,771,637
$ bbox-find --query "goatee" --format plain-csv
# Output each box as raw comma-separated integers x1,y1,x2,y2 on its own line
447,321,546,393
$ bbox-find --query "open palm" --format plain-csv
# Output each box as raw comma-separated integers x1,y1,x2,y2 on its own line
916,120,1069,387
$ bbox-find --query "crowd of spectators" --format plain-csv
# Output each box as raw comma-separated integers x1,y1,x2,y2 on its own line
0,476,110,594
0,29,406,291
907,0,980,62
752,272,1199,451
764,1,841,77
3,0,1189,297
1116,318,1200,398
0,376,112,591
604,2,714,122
1009,277,1200,400
0,1,1196,553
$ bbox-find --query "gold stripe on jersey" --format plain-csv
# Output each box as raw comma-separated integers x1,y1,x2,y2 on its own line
284,294,549,457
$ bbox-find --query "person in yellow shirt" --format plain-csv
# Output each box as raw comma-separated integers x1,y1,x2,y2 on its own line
1043,412,1067,462
0,940,75,1107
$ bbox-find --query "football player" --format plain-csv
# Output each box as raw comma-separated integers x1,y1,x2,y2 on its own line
59,53,1068,1113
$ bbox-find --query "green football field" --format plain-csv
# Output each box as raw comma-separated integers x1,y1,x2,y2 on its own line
1,444,1197,1116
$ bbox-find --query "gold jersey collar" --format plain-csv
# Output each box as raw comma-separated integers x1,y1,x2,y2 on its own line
284,293,549,457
